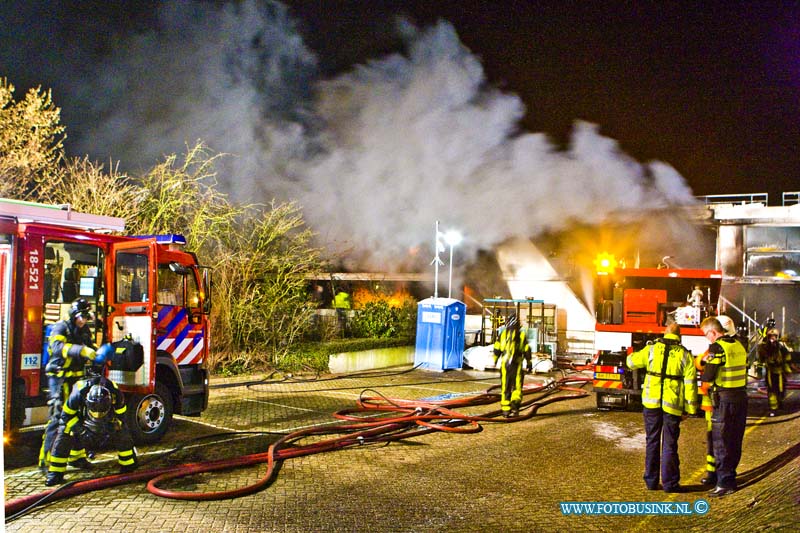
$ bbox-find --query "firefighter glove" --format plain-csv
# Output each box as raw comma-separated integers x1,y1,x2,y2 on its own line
80,346,96,360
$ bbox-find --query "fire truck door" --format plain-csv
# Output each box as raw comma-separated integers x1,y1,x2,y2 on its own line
107,241,156,391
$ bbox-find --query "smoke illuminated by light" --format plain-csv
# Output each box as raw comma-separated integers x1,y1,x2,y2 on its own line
44,0,701,271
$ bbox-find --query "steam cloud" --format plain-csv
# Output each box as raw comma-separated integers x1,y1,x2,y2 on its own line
28,1,701,270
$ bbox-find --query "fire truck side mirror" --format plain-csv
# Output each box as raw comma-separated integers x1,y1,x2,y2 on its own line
201,267,212,315
168,262,191,275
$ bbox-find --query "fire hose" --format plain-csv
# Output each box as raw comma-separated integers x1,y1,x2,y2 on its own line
6,375,591,518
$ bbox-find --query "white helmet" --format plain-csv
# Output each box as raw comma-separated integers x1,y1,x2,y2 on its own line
716,315,737,336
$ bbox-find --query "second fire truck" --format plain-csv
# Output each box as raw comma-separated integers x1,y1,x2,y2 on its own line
591,259,723,410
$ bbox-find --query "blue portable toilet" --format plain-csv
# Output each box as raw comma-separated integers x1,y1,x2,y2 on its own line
414,297,466,372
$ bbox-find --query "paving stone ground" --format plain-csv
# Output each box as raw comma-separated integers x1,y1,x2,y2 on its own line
4,367,799,532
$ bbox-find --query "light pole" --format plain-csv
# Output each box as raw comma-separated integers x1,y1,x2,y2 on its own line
444,230,462,299
431,221,445,298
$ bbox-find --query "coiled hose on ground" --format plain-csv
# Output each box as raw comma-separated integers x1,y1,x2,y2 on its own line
5,374,591,518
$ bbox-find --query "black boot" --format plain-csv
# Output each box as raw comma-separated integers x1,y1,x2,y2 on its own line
45,472,64,486
119,462,138,474
68,458,93,470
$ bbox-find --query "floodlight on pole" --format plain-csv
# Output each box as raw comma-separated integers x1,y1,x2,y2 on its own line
444,230,462,299
430,221,445,298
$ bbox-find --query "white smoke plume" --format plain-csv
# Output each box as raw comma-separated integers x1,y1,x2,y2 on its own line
53,1,699,270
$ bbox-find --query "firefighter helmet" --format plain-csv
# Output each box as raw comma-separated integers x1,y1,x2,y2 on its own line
506,313,518,330
767,328,780,338
86,384,112,419
69,298,93,321
716,315,737,337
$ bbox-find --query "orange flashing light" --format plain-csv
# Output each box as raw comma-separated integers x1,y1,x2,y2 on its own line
594,252,617,275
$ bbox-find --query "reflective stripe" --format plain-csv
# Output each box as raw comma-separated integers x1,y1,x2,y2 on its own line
115,405,127,416
661,398,682,412
68,449,86,459
714,339,748,389
65,416,79,433
118,449,136,466
62,403,78,415
71,449,87,460
49,455,68,472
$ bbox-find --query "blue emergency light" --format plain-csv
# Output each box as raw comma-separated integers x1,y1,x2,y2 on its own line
133,234,187,245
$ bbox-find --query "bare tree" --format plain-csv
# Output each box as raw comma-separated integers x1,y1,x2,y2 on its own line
0,78,65,199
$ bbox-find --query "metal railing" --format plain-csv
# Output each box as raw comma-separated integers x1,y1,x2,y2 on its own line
782,191,800,206
718,296,768,365
696,193,768,206
695,191,800,207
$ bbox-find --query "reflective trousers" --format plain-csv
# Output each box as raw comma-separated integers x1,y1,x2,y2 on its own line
499,353,524,414
764,371,785,410
39,376,86,467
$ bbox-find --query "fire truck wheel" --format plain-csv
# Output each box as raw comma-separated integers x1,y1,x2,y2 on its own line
126,382,174,445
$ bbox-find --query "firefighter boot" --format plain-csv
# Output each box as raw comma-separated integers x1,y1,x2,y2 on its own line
45,472,64,486
68,458,93,470
119,451,138,474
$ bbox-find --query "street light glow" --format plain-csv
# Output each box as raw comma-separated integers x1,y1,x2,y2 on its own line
431,223,463,299
443,230,462,247
444,229,462,299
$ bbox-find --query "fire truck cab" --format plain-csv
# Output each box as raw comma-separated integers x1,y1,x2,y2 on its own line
592,266,722,410
1,199,211,444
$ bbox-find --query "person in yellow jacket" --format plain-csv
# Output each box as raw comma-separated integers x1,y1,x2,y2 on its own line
700,316,749,497
694,314,737,486
757,327,793,416
627,322,698,493
493,314,532,417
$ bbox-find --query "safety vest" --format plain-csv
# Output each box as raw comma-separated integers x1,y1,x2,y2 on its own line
627,333,698,416
707,337,748,389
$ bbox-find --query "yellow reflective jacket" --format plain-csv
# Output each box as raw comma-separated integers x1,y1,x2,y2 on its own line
493,327,532,366
626,333,698,416
704,336,748,390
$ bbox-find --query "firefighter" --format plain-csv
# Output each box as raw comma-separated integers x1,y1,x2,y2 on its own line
695,314,737,486
688,286,705,307
46,344,137,486
757,327,793,416
627,322,698,493
700,316,748,497
492,314,532,417
333,290,351,336
39,297,98,471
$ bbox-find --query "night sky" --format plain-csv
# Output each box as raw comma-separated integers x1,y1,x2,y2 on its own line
2,1,798,203
285,0,800,201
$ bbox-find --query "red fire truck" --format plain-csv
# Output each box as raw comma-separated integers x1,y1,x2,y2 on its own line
591,260,722,410
1,198,211,444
